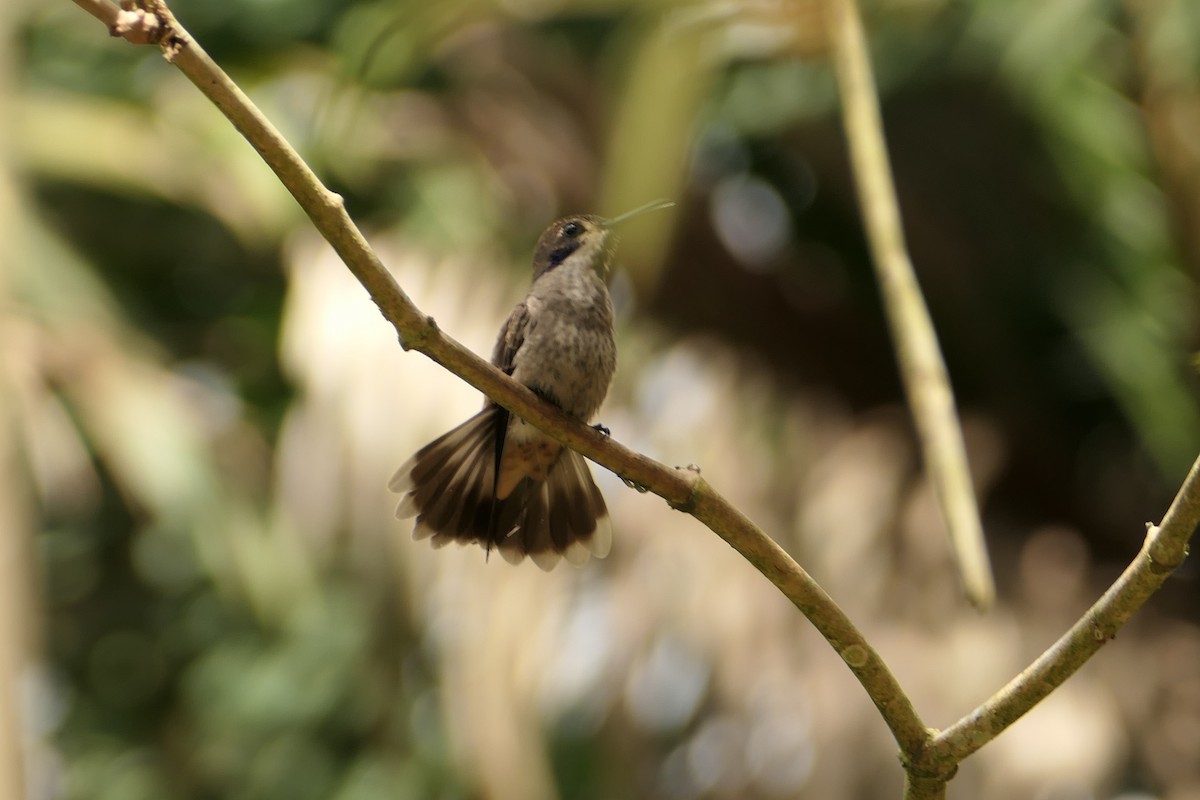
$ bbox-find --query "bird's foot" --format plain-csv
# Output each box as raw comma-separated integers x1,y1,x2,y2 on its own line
590,422,650,492
621,476,651,493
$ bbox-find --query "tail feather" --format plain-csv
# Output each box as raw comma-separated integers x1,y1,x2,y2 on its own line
448,441,493,538
409,421,476,486
390,407,610,569
499,482,551,568
422,426,492,534
556,450,611,558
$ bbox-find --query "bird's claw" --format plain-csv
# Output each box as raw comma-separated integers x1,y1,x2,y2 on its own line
592,423,611,437
621,476,651,493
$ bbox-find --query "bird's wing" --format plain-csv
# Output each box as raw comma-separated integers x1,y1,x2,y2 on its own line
484,301,533,540
491,300,531,376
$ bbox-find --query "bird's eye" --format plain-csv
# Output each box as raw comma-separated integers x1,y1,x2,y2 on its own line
562,221,583,238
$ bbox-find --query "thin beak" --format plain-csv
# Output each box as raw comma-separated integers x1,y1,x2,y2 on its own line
601,199,676,229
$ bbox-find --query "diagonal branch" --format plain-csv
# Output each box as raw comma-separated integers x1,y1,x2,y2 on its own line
67,0,931,759
824,0,995,610
924,452,1200,768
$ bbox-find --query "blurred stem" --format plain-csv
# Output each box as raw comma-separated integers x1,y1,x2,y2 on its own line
824,0,996,610
1125,0,1200,288
600,16,706,295
68,0,933,762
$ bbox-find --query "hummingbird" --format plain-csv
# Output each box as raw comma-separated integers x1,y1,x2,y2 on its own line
389,200,673,570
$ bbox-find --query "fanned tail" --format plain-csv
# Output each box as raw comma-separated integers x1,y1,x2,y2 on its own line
389,408,610,570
